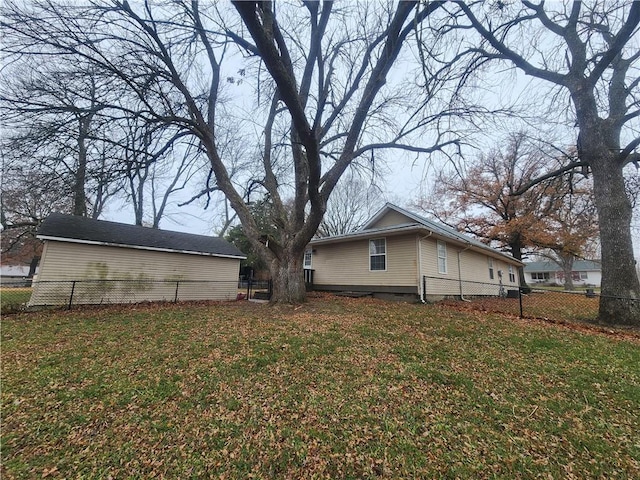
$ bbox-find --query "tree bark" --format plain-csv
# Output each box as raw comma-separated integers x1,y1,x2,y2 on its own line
560,254,574,291
589,159,640,324
73,115,91,216
269,247,306,304
508,238,530,291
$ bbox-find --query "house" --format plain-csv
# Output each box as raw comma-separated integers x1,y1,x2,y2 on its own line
29,213,245,306
0,264,33,286
306,203,522,301
524,260,601,287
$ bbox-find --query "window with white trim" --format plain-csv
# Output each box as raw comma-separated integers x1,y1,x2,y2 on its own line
488,258,495,280
437,240,447,274
508,265,516,283
369,238,386,271
531,272,550,281
303,249,312,269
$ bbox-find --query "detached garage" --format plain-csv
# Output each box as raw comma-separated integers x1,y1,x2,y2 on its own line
29,213,245,306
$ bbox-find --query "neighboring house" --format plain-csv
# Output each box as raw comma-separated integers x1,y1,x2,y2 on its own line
306,203,522,301
524,260,602,287
0,264,34,286
29,213,245,306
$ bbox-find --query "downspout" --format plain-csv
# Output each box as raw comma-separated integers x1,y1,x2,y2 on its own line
458,244,473,302
417,231,433,303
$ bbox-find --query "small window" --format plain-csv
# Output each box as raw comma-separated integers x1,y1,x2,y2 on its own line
531,272,550,281
437,240,447,274
369,238,386,271
488,258,494,280
508,265,516,283
303,249,312,268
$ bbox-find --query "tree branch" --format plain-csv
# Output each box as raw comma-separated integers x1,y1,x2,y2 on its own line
512,161,587,195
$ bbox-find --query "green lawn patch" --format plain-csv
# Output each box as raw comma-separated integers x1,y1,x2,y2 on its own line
2,297,639,479
0,288,32,314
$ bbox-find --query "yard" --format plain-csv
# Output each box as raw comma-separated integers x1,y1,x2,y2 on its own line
2,295,639,479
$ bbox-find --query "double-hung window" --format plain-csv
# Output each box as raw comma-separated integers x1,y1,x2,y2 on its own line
488,258,495,280
437,240,447,274
303,249,312,269
508,265,516,283
369,238,386,271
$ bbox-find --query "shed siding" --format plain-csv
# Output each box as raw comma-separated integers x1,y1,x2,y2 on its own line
30,241,239,305
368,210,413,229
312,234,417,289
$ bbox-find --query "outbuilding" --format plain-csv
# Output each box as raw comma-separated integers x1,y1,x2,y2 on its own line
29,213,245,306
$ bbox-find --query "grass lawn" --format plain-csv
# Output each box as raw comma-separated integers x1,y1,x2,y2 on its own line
0,288,32,314
2,295,639,479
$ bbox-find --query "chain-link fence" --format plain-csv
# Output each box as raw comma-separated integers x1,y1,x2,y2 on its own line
238,279,273,301
422,275,632,322
1,278,244,314
1,277,276,314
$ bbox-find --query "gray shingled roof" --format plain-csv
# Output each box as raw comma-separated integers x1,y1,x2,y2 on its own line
366,203,498,253
37,213,245,259
312,203,521,265
524,260,601,272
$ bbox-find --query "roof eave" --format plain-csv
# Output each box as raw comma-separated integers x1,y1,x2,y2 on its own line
37,235,247,260
311,226,522,266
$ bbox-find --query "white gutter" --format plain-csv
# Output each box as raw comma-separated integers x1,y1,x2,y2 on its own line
457,244,473,302
418,232,433,303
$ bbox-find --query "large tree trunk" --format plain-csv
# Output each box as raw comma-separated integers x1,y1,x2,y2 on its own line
560,254,574,291
73,116,90,217
590,160,640,325
508,239,530,292
269,247,306,303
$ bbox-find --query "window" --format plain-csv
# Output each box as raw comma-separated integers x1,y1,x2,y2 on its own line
488,258,494,280
508,265,516,283
437,240,447,274
571,271,588,281
531,272,550,281
303,249,312,269
369,238,386,271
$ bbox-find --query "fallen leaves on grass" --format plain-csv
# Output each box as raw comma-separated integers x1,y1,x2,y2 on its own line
2,296,639,479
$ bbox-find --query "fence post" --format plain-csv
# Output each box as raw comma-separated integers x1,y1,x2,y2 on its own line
68,281,76,310
174,281,180,303
519,287,524,318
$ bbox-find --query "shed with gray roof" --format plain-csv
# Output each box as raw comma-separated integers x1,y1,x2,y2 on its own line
29,213,245,306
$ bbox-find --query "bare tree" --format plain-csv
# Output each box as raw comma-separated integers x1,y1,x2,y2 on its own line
0,59,122,217
445,1,640,323
317,173,386,237
2,1,459,302
0,160,71,261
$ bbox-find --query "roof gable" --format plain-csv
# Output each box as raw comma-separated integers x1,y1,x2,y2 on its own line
365,208,415,230
362,203,496,251
37,213,245,259
315,203,521,265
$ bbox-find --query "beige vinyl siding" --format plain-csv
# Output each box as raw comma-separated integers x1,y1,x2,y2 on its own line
313,234,417,288
420,237,460,296
420,238,520,297
30,241,240,305
368,210,413,229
